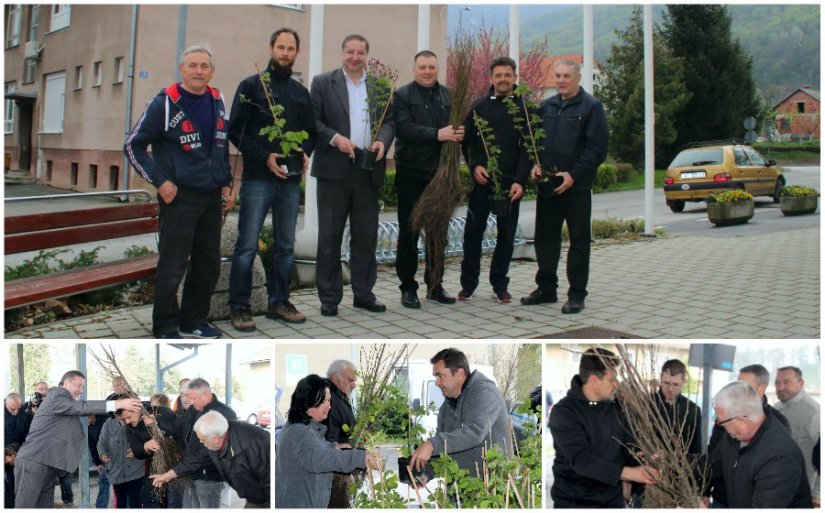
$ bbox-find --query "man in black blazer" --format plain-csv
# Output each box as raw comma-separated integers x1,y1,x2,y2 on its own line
309,34,395,317
14,371,142,508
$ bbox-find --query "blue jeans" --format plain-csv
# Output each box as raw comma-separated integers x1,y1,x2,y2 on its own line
460,184,521,294
229,179,301,310
95,468,110,508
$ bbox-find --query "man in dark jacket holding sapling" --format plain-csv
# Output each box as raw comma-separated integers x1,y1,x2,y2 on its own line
325,360,358,507
459,57,530,304
549,348,659,508
522,59,608,314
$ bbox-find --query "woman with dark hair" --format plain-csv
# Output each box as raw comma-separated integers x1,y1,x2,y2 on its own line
275,374,378,508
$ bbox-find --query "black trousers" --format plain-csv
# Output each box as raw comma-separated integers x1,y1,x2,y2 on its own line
534,189,592,301
154,186,222,336
315,169,379,305
113,477,143,508
460,184,521,294
394,169,445,293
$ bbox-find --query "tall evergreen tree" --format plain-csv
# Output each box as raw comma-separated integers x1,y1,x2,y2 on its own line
597,7,690,167
661,5,765,158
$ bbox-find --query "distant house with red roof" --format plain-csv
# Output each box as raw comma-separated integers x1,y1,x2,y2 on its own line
533,54,602,99
772,85,820,141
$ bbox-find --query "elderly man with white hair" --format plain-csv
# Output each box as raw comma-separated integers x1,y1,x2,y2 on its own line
4,393,29,447
710,381,812,508
193,410,270,508
325,359,358,507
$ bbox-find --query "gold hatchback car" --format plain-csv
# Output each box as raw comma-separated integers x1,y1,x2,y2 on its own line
663,141,784,212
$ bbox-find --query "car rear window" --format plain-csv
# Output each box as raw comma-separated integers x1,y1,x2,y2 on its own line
669,148,724,168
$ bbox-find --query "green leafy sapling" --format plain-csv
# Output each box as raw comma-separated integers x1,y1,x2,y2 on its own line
472,110,507,200
503,82,547,180
364,58,399,150
239,65,309,159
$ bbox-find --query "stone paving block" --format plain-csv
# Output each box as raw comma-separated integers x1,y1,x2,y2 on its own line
119,328,152,338
43,329,79,338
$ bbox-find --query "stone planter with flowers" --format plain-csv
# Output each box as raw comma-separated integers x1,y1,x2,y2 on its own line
706,189,754,226
779,185,819,216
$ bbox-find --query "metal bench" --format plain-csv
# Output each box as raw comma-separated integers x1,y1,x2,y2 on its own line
4,190,159,309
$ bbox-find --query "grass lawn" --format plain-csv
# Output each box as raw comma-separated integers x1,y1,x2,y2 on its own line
597,168,667,193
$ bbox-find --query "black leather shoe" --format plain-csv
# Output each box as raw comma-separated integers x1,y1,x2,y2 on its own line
427,288,457,304
354,298,387,313
520,289,558,305
320,303,338,316
561,299,585,314
401,290,421,309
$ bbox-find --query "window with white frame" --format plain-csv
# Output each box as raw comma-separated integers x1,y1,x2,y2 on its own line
6,5,22,48
50,4,71,32
5,82,17,133
74,65,83,90
29,4,40,42
43,71,65,133
113,57,124,84
93,61,102,87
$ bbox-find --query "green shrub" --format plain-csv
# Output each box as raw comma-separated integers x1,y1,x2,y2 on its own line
614,162,635,183
780,185,819,197
593,163,618,192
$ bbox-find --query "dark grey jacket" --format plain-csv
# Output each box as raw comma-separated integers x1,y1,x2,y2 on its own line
430,370,512,477
97,418,144,486
309,68,395,187
275,420,366,508
16,387,109,473
324,384,355,445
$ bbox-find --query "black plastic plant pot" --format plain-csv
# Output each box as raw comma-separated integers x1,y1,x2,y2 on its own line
536,172,563,198
397,456,435,486
276,153,304,177
489,197,512,217
353,147,378,171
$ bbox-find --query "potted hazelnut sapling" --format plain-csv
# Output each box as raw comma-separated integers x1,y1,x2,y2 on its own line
354,58,398,171
472,110,511,217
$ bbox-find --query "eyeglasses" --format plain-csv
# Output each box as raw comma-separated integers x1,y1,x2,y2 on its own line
715,415,741,427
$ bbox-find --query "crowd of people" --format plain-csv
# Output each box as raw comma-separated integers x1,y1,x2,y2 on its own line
274,347,513,508
123,26,608,339
548,349,820,508
4,373,269,508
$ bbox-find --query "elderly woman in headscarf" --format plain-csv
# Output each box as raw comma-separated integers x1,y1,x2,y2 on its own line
275,374,379,508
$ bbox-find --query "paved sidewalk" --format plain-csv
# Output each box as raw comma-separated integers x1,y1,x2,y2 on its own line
7,226,819,339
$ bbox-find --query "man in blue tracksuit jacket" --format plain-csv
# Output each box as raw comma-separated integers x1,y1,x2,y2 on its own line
124,44,232,339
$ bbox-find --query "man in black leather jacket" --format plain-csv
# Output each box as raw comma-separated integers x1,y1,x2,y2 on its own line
325,360,358,507
392,50,464,309
151,378,237,508
522,59,608,315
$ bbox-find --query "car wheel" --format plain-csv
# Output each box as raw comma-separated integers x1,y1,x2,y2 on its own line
247,413,257,425
667,200,686,213
773,178,785,204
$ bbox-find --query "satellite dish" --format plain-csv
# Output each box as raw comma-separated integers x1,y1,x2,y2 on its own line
743,116,756,130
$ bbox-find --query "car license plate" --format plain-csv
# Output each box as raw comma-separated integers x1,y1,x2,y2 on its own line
681,171,706,179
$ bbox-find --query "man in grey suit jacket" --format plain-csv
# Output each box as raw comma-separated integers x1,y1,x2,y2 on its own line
310,34,395,317
14,370,142,508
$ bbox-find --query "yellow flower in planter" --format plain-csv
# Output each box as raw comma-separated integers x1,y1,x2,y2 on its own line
780,185,819,198
708,189,753,203
258,239,267,252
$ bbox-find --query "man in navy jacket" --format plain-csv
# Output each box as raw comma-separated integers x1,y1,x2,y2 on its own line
522,59,608,314
125,44,232,339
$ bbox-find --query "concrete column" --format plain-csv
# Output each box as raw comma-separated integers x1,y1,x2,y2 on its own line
643,5,655,235
418,5,430,51
509,5,519,64
294,4,324,268
582,5,594,93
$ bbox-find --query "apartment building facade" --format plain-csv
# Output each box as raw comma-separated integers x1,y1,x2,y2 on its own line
3,4,448,192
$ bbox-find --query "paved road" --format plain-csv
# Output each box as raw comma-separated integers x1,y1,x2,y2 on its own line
519,165,820,237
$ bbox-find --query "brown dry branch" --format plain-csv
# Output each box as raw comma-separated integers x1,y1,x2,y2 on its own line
409,29,475,295
592,345,707,508
88,345,186,500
